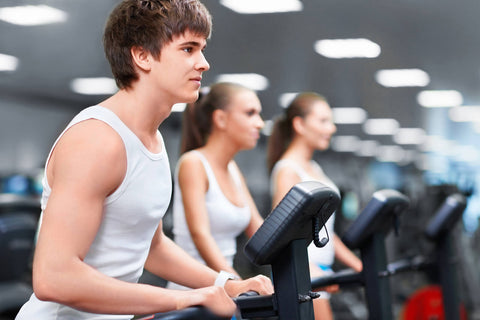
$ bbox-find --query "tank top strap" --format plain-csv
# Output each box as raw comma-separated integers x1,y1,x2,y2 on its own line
43,105,135,188
190,151,246,206
227,161,243,189
190,150,220,193
81,106,165,160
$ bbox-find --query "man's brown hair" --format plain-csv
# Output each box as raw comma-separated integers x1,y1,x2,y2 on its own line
103,0,212,89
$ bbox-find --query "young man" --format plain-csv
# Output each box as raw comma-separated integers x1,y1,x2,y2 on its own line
15,0,273,319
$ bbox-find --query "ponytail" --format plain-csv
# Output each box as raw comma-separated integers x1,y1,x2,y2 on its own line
266,115,291,174
180,103,202,154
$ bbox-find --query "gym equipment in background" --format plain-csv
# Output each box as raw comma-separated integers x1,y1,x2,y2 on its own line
311,189,410,320
386,193,467,320
0,193,40,314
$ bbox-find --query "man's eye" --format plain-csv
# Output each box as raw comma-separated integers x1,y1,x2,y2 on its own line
183,47,192,53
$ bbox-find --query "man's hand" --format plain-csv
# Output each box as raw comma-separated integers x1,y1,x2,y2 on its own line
223,274,274,297
178,286,237,318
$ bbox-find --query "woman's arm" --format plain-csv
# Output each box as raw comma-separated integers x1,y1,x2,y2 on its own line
176,154,238,276
145,222,219,288
333,234,363,272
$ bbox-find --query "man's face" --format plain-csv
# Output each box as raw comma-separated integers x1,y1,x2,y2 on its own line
151,30,210,106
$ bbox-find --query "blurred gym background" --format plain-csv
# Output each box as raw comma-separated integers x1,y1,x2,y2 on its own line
1,0,480,318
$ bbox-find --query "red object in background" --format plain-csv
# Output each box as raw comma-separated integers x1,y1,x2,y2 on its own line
403,285,467,320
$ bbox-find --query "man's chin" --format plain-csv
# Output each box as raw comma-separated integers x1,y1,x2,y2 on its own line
185,92,200,103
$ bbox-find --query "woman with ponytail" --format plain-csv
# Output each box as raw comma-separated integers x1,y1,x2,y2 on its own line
267,92,362,320
168,82,265,289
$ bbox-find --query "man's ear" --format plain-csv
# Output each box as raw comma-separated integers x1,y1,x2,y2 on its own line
212,109,227,130
292,116,305,135
131,46,152,72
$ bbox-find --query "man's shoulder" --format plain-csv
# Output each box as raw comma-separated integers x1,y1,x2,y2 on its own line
58,119,125,159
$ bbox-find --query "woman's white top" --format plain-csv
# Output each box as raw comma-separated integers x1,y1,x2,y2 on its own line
16,105,172,320
270,159,338,267
171,150,251,269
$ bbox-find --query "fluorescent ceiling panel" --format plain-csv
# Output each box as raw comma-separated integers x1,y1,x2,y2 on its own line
393,128,426,145
375,145,405,163
171,103,187,113
261,119,274,136
420,135,456,154
354,140,378,157
417,90,463,107
215,73,269,91
363,118,399,135
449,106,480,122
220,0,303,14
278,92,299,108
332,107,367,124
452,145,480,162
314,38,381,59
415,154,429,171
375,69,430,87
330,135,360,152
0,5,67,26
0,53,19,71
70,77,117,95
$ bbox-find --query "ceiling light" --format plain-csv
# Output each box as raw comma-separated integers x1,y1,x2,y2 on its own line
171,103,187,113
0,5,67,26
420,135,456,154
0,53,19,71
314,38,381,59
415,153,429,171
332,107,367,124
220,0,302,14
375,145,405,163
449,106,480,122
261,119,274,136
417,90,463,107
354,140,379,157
452,145,480,162
363,118,399,135
393,128,426,145
375,69,430,87
278,92,298,108
402,150,418,165
215,73,269,91
331,135,360,152
70,77,117,95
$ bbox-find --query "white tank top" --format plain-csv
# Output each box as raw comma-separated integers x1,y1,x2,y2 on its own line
16,105,172,320
171,150,251,266
270,159,338,267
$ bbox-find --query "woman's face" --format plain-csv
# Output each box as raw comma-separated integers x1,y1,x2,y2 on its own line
299,100,337,151
223,90,264,150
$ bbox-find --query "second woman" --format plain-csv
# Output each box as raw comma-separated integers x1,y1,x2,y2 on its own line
168,82,265,288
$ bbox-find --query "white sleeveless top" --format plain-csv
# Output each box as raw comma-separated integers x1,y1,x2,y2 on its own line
16,105,172,320
270,159,338,267
171,150,251,267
